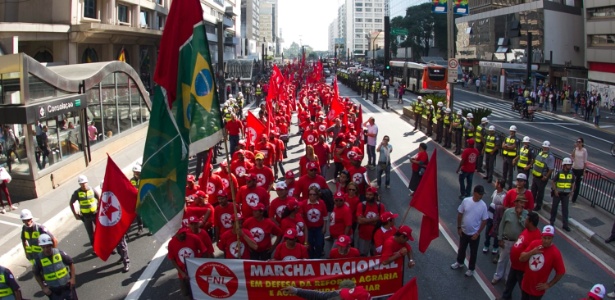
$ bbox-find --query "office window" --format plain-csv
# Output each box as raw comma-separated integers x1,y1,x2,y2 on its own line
375,18,382,23
365,8,371,12
118,5,128,23
587,6,615,18
157,14,165,29
356,8,362,11
355,18,363,22
590,34,615,45
355,28,363,32
355,2,363,6
140,11,149,28
366,18,372,22
375,8,382,12
84,0,96,19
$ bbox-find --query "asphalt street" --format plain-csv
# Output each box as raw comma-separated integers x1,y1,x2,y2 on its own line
1,83,614,299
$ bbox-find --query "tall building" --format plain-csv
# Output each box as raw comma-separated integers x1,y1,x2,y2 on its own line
328,19,339,54
389,0,430,19
338,4,347,58
585,1,615,95
259,0,279,56
345,0,386,59
241,0,261,58
201,0,242,64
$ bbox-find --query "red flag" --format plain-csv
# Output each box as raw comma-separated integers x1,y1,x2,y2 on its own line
94,156,137,261
355,105,364,149
327,81,344,125
388,277,418,300
200,148,213,183
246,111,266,146
409,149,439,253
266,65,284,103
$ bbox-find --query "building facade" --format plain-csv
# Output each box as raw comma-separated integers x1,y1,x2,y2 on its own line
345,0,386,59
389,0,430,19
241,0,261,59
259,0,279,56
338,4,347,59
585,0,615,99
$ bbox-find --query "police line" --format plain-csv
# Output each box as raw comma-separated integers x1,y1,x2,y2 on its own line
186,256,404,299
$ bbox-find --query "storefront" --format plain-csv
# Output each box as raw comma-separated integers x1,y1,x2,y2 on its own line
477,61,539,98
0,53,150,199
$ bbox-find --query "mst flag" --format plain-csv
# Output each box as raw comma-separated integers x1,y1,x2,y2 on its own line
138,0,223,235
388,277,419,300
409,149,439,253
94,156,137,261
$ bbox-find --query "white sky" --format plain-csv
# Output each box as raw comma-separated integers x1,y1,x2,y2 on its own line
278,0,343,51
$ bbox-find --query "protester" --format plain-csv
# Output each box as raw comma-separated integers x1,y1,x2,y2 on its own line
519,225,566,299
408,143,428,195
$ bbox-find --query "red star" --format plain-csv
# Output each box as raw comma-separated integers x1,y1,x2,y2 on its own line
101,200,118,221
308,211,319,221
247,196,258,204
531,257,541,267
252,231,262,239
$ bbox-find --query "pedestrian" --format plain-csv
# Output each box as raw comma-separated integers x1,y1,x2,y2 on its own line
0,167,16,214
492,195,528,284
451,185,489,277
300,187,327,259
218,213,258,259
408,143,428,195
325,191,353,258
225,113,244,155
426,99,434,136
20,209,57,265
33,234,77,300
243,203,283,260
363,117,378,169
380,86,389,109
519,225,566,299
435,102,445,143
463,113,475,146
373,211,398,255
69,175,99,251
329,235,360,259
484,179,506,255
475,117,489,173
356,187,385,256
457,139,479,199
0,265,22,300
376,135,393,189
502,125,519,189
36,125,49,170
595,104,601,127
381,225,416,269
273,228,309,260
476,77,481,93
570,137,587,204
130,165,147,235
452,110,464,155
443,108,453,148
514,136,534,180
398,84,405,104
2,125,19,172
168,227,206,298
413,97,425,132
530,141,555,211
550,157,574,232
482,126,500,183
583,284,606,300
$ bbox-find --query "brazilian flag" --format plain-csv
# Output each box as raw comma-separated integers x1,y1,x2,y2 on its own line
138,0,223,235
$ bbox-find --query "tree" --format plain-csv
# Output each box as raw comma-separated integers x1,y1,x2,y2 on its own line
398,3,448,60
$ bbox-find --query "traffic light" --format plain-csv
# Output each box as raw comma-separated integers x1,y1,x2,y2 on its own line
385,64,390,70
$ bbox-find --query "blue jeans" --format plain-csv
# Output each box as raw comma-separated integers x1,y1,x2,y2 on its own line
367,145,376,165
459,171,474,197
377,162,391,186
229,135,239,155
307,226,324,259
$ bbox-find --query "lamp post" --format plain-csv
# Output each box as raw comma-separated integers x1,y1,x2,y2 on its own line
371,31,382,80
447,0,455,108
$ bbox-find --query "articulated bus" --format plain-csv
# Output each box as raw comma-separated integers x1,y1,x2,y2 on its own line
390,61,447,94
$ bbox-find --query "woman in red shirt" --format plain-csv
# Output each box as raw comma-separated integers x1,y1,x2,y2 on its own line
299,145,320,177
273,228,309,260
280,199,307,245
329,235,360,259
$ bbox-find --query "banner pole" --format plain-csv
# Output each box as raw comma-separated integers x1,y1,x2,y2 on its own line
222,128,242,258
401,204,412,225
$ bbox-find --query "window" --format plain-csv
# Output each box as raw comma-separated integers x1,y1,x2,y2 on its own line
118,5,128,23
375,18,382,23
590,34,615,45
375,8,382,12
157,14,165,29
365,8,371,12
82,48,99,63
156,0,162,5
355,18,363,22
587,6,615,18
356,8,362,11
365,3,372,7
366,18,372,22
355,28,363,32
355,34,363,38
355,2,363,6
140,10,149,28
84,0,96,19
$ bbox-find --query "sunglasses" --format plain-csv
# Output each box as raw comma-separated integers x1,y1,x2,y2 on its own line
347,188,357,191
309,193,318,196
334,199,344,202
309,169,317,171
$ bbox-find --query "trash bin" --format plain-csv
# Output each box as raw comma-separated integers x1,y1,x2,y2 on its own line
562,99,571,113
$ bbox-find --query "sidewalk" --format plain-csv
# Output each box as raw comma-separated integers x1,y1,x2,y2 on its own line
351,85,615,258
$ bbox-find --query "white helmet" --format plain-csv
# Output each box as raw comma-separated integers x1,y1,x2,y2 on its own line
426,99,433,104
457,110,462,115
542,141,551,147
466,113,474,119
77,175,88,184
133,165,142,172
522,136,530,143
488,125,495,131
445,108,451,113
481,117,488,123
417,96,423,100
381,86,386,90
437,102,443,107
257,84,261,88
38,234,53,246
20,209,33,220
562,157,573,165
238,92,243,96
509,125,517,131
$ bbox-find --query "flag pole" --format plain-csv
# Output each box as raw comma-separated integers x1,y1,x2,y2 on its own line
401,203,412,225
221,128,242,258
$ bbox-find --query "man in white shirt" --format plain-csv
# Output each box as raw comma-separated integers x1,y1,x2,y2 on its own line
363,117,378,170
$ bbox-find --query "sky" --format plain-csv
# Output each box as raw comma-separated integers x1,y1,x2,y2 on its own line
278,0,343,51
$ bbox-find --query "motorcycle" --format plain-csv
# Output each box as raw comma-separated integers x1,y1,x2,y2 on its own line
521,104,535,122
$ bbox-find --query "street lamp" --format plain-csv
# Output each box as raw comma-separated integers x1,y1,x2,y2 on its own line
371,30,383,80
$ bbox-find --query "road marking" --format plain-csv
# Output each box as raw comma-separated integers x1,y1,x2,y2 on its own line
489,121,576,126
0,220,21,227
553,124,613,144
125,240,170,300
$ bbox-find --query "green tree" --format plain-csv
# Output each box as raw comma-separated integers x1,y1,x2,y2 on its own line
398,3,448,60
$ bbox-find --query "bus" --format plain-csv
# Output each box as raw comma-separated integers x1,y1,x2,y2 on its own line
390,61,447,94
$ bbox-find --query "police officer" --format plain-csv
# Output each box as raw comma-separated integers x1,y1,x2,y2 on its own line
501,125,519,189
0,265,22,300
452,110,464,155
357,77,363,95
69,175,98,250
550,157,574,232
413,96,425,132
255,84,263,105
33,234,77,300
530,141,555,211
443,108,453,148
514,136,534,179
482,126,500,183
435,102,444,143
21,209,56,265
372,81,378,104
426,99,435,136
381,86,389,109
463,113,475,146
363,79,369,99
475,117,488,173
130,165,147,235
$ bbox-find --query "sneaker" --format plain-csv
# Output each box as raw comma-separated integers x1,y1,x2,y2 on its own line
465,270,474,277
492,247,499,255
482,246,489,254
9,204,17,210
491,278,500,284
123,263,130,273
608,291,615,299
563,226,571,232
0,208,5,214
450,262,463,270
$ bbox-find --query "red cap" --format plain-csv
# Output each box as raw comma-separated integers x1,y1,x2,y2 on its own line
334,191,345,200
308,162,318,170
283,228,297,239
238,140,246,146
335,235,351,247
338,141,347,148
188,216,201,223
217,189,228,197
286,199,299,210
231,213,243,222
366,186,378,194
467,138,475,145
254,203,266,211
339,286,372,300
285,171,295,179
348,135,357,142
397,225,414,241
187,175,196,182
245,173,257,181
176,227,191,235
380,211,399,223
195,190,207,198
352,155,363,161
220,160,228,167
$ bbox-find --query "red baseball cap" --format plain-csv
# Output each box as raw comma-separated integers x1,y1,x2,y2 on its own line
334,191,345,200
195,190,207,198
339,286,371,300
286,199,299,210
188,216,200,223
187,175,196,182
254,203,266,211
335,235,351,247
307,162,318,170
176,227,191,235
467,138,475,145
217,189,228,197
231,213,243,222
283,228,297,239
366,186,378,194
285,171,295,179
397,225,414,241
352,155,363,161
245,173,257,181
380,212,399,223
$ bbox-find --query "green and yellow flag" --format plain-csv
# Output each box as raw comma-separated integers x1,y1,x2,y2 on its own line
138,0,223,235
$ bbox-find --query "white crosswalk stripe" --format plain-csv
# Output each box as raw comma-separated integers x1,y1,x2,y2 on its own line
452,100,561,121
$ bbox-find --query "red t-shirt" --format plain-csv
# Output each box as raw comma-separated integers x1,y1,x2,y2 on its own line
521,240,566,296
243,216,283,252
255,142,276,166
198,174,224,206
280,214,306,244
295,174,329,201
225,119,244,136
232,150,255,163
411,151,429,172
218,229,256,259
503,189,535,210
356,201,385,241
329,247,361,259
509,228,542,271
186,184,200,198
347,165,368,194
381,236,411,263
344,194,360,223
299,156,321,177
214,203,239,238
329,205,353,238
273,138,285,162
274,243,309,260
313,142,331,168
343,147,364,170
300,199,328,228
269,196,297,224
302,129,318,146
167,233,206,278
286,181,296,198
373,226,398,254
250,166,274,190
461,148,480,173
183,203,214,229
192,229,214,256
316,122,328,136
238,185,270,217
214,170,239,195
231,159,254,186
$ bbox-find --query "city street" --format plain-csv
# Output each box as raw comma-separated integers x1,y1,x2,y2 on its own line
0,84,614,299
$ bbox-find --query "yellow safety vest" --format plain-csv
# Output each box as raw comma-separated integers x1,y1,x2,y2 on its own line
415,103,424,114
0,266,14,299
453,116,462,129
531,151,550,177
464,124,475,137
256,87,262,95
555,171,573,193
475,125,483,143
502,137,517,157
443,114,451,125
38,249,70,287
22,224,44,264
517,147,530,168
484,135,496,153
77,188,97,214
381,89,388,97
130,177,139,189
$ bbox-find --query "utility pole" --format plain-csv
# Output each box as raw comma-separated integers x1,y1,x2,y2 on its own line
447,0,455,109
217,21,225,104
526,32,532,88
384,16,390,81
